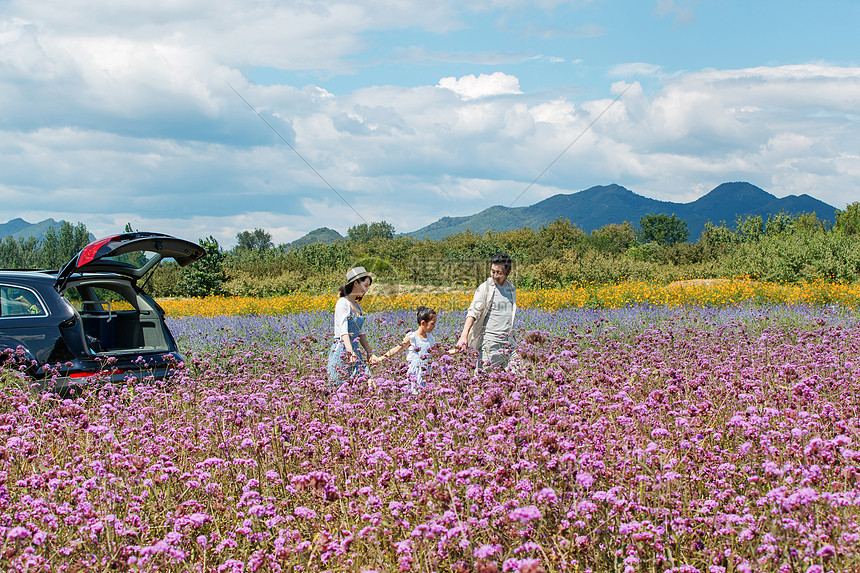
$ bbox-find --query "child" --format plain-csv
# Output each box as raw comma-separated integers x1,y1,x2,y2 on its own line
372,306,437,393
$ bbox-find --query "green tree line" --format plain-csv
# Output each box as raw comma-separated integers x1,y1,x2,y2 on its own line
4,205,860,297
156,202,860,296
0,222,92,270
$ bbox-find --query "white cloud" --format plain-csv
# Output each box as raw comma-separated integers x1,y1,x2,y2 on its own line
609,62,663,78
6,0,465,76
654,0,696,28
6,62,860,244
1,0,859,245
437,72,523,100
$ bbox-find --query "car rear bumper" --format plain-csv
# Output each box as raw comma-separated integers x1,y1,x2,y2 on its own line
31,351,187,394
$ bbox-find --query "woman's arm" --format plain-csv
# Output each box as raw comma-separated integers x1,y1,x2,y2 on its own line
372,334,410,364
333,298,350,338
357,333,373,360
340,333,356,360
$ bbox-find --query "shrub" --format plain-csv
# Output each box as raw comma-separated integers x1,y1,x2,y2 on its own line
179,236,226,297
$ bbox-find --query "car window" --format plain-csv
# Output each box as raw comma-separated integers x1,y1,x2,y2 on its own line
65,285,136,312
0,285,48,318
99,250,158,271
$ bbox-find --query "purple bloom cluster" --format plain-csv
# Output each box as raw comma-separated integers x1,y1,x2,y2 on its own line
0,305,857,571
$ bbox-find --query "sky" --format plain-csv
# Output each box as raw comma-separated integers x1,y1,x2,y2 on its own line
1,0,859,247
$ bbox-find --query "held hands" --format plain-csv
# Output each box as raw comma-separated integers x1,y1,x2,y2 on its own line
449,336,469,354
370,354,383,365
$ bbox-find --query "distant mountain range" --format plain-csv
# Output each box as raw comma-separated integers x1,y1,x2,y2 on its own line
404,182,838,241
4,183,840,247
0,218,88,242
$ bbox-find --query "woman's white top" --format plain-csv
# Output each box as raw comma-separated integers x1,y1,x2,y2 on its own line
333,297,361,338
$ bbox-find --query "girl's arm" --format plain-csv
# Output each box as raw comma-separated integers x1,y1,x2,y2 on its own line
371,334,411,364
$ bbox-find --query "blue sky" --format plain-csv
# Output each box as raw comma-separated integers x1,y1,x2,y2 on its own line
1,0,858,246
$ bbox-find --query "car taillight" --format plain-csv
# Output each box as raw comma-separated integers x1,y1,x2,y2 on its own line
68,369,124,379
77,235,122,267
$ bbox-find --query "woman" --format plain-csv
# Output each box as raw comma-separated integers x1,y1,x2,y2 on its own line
327,266,375,384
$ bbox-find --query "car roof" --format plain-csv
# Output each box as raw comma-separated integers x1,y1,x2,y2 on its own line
0,270,57,282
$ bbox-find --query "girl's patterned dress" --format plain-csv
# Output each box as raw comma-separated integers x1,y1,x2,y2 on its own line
406,331,435,393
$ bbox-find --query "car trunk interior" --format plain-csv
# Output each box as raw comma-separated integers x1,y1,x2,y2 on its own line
64,279,170,355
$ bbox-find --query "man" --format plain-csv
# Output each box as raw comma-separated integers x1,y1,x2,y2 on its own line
455,252,516,370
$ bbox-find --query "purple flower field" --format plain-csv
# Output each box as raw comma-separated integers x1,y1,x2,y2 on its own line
1,305,859,572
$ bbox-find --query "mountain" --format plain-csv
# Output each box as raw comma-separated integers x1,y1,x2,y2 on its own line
0,218,34,237
0,218,72,241
287,227,344,249
406,182,839,240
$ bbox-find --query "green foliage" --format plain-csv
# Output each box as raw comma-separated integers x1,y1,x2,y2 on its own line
626,242,661,262
147,262,184,298
288,242,352,274
790,212,827,232
587,222,637,254
39,222,91,270
537,217,587,257
223,269,304,297
153,209,860,297
352,256,395,279
348,221,395,242
0,236,40,269
656,241,704,265
727,227,860,282
0,221,90,270
737,214,764,243
835,202,860,235
235,228,273,252
636,213,689,246
517,249,716,289
734,211,827,244
178,236,225,297
697,222,738,260
764,211,794,236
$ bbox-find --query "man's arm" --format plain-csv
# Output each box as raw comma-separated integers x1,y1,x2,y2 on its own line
454,281,489,350
456,316,476,348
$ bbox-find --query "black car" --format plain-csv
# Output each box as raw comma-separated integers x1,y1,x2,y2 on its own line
0,232,204,392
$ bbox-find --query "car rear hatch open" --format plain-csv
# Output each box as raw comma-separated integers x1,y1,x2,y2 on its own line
56,232,204,291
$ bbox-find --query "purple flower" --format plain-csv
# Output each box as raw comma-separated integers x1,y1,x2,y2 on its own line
533,487,558,505
619,521,639,535
576,472,594,489
509,505,542,523
294,506,318,519
6,527,30,540
474,544,502,559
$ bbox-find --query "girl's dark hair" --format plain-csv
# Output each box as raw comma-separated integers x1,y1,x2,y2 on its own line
416,305,436,324
338,276,372,299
